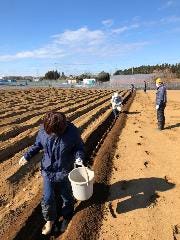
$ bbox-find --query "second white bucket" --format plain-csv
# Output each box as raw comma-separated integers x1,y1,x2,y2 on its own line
68,167,94,201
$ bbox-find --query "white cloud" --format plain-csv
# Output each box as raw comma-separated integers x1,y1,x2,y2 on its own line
0,46,65,61
52,27,105,45
166,0,174,6
132,16,141,22
93,41,149,57
102,19,114,27
159,0,175,10
141,15,180,28
111,26,129,34
160,15,180,23
111,24,139,34
0,26,149,62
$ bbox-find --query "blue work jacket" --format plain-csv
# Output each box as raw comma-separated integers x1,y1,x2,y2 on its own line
24,121,84,181
156,85,167,106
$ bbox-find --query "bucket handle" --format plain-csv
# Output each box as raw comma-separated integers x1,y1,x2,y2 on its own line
83,165,90,186
74,163,90,186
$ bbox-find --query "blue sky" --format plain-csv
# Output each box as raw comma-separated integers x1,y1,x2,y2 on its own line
0,0,180,76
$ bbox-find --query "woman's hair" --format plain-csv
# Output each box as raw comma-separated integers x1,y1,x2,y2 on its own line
43,111,67,135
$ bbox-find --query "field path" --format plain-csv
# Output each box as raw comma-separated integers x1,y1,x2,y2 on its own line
98,90,180,240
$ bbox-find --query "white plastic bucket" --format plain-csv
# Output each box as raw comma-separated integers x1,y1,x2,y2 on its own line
68,167,94,201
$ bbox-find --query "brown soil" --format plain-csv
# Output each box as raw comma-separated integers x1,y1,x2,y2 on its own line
59,90,134,240
98,90,180,240
0,87,131,240
2,89,178,240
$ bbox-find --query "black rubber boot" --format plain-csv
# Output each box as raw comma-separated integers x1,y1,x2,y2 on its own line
162,119,165,129
158,121,164,130
60,218,71,233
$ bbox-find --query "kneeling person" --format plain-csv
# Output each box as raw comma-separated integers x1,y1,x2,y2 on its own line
111,92,123,118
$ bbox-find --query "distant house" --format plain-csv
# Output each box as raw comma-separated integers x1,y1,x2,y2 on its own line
7,79,17,83
0,79,17,85
83,78,96,86
33,77,40,82
0,79,8,85
67,79,77,84
24,76,33,81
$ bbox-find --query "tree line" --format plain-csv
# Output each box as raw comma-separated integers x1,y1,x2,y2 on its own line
43,70,110,82
114,63,180,78
44,70,66,80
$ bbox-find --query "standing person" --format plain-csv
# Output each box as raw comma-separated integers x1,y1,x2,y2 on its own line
130,84,135,93
19,112,85,235
144,81,147,93
111,92,123,118
155,78,167,130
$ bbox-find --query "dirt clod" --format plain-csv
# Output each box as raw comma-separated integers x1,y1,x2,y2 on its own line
144,161,149,167
145,150,150,155
174,224,180,234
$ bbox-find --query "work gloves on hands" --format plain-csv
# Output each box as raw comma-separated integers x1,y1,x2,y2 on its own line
19,156,28,166
75,157,84,167
19,156,84,167
156,105,159,110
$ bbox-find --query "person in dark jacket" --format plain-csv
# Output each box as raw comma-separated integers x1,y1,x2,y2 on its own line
155,78,167,130
130,84,135,94
19,112,85,235
144,81,147,93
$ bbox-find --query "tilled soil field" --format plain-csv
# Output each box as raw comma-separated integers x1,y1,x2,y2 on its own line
98,90,180,240
1,89,179,240
0,87,133,240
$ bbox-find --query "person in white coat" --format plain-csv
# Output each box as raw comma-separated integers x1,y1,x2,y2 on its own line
111,92,122,118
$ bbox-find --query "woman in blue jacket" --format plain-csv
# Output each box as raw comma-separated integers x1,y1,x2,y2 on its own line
19,111,85,235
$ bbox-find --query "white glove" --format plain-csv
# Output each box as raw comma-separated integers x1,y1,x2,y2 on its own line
75,158,83,166
156,105,159,110
19,156,28,166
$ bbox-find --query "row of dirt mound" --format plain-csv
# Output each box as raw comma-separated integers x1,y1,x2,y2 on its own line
0,88,133,239
0,87,133,240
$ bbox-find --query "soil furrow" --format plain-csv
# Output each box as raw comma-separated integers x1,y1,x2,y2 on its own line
0,92,99,128
7,91,132,240
0,91,109,141
0,88,128,240
0,93,111,162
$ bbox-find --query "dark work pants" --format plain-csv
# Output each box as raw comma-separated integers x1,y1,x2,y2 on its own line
113,108,120,118
157,104,166,129
41,176,75,221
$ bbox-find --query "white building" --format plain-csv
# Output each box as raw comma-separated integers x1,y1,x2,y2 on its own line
67,79,77,84
83,78,96,86
0,75,4,80
33,77,40,82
